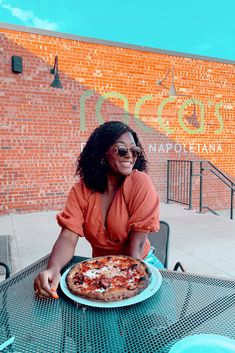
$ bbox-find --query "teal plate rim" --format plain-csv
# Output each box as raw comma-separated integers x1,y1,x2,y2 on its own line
169,334,235,353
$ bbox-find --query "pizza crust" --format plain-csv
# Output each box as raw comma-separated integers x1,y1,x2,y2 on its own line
66,255,151,302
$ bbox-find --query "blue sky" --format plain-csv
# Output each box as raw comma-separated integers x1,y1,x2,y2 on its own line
0,0,235,61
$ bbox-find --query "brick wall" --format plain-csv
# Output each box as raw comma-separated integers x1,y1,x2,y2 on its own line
0,24,234,214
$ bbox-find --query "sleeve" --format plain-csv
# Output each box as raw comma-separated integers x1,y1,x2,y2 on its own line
56,182,86,236
125,171,160,233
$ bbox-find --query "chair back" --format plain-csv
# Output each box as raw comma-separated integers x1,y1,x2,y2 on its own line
0,262,10,279
148,220,170,268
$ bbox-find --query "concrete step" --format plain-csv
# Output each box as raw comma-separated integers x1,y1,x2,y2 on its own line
215,209,234,220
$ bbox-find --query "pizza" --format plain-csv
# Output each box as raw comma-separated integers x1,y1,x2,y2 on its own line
66,255,152,302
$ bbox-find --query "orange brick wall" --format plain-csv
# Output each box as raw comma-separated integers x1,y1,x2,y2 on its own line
0,24,234,214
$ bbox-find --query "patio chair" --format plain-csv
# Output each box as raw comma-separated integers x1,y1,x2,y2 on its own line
149,220,185,271
0,262,10,280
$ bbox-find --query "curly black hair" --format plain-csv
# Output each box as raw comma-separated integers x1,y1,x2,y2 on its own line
76,121,148,192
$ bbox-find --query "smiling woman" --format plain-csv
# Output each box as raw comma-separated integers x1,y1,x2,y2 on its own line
77,121,147,192
106,132,141,176
34,121,163,299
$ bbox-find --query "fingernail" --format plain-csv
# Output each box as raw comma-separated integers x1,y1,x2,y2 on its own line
52,293,59,299
51,287,57,292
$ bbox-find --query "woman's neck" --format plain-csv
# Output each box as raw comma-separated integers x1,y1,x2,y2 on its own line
106,173,124,192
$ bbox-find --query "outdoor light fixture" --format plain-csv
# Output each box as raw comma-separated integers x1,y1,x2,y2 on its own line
157,67,199,127
11,55,23,73
50,55,63,89
157,65,177,96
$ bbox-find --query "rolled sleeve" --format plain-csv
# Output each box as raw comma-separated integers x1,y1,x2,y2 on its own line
57,183,86,236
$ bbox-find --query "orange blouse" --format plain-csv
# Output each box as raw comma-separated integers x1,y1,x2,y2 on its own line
57,170,160,258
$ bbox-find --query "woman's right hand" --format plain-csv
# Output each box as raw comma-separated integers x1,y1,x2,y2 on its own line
34,268,61,299
34,228,79,299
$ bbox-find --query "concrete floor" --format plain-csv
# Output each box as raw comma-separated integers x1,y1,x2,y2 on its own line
0,203,235,281
161,203,235,279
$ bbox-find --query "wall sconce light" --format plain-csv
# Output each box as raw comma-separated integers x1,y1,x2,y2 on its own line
157,65,177,96
11,55,23,73
157,67,199,127
50,55,63,89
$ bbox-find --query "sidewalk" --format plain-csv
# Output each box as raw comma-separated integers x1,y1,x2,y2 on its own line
161,203,235,279
0,203,235,280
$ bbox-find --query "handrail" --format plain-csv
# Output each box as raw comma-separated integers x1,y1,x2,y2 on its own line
167,160,234,220
204,161,235,188
200,161,234,220
207,169,235,191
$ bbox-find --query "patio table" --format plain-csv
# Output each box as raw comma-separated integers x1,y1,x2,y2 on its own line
1,255,235,352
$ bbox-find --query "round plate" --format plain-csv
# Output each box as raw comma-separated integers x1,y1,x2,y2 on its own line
169,334,235,353
60,263,162,308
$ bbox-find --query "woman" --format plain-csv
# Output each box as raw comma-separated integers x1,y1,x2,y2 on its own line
34,121,163,299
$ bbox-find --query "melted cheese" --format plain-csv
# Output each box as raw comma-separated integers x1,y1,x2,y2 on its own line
83,269,100,278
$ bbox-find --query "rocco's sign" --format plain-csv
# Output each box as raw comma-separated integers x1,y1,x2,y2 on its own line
79,90,225,134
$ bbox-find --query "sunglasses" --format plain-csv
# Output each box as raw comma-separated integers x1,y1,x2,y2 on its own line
114,146,141,158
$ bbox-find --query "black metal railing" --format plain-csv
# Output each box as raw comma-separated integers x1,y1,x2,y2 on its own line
199,161,234,220
167,160,193,209
167,160,234,220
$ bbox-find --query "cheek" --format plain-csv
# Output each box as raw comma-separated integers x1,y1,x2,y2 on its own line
106,156,118,168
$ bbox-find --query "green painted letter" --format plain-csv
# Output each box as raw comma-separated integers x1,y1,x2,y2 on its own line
178,99,204,134
214,102,224,134
134,94,154,132
95,92,129,125
79,90,95,131
157,97,176,134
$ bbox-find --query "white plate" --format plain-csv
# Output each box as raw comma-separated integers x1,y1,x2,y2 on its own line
169,334,235,353
60,263,162,308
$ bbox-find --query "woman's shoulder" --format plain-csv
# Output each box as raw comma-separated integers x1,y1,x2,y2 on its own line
122,169,159,209
126,169,153,185
123,170,156,196
71,178,94,201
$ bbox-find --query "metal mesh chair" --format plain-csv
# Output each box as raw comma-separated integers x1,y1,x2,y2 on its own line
0,262,10,280
148,220,185,271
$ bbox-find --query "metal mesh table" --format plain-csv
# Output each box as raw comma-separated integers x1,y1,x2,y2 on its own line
1,255,235,352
